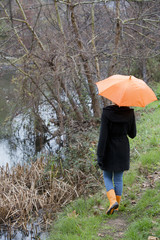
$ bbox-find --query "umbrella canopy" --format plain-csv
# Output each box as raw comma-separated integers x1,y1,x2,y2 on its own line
95,75,157,107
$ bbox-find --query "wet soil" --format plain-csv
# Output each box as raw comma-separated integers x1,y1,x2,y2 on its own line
98,213,127,239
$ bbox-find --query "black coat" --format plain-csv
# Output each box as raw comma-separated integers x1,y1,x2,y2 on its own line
97,105,136,172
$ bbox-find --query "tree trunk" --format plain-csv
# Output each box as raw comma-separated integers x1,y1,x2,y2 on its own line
108,0,121,76
91,5,101,81
142,58,147,82
70,5,101,118
61,80,84,122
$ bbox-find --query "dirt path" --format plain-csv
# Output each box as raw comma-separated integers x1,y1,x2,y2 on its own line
98,213,127,239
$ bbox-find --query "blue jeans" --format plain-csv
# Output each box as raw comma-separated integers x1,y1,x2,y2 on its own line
103,171,123,196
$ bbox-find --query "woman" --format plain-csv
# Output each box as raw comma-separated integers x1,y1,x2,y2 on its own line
97,104,136,215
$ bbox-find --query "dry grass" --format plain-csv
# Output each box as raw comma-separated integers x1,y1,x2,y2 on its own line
0,157,101,231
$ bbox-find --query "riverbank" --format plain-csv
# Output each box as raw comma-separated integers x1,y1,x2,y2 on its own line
0,152,101,238
48,100,160,240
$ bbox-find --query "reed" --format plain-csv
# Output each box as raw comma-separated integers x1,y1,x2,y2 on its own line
0,157,100,231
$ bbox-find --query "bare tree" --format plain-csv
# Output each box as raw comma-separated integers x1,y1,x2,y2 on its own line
0,0,160,148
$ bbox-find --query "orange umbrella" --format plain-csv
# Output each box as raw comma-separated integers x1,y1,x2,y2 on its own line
95,74,157,107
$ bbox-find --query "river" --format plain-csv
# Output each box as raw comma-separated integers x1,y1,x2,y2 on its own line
0,68,56,239
0,68,57,168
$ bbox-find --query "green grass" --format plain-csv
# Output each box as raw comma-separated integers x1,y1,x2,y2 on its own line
124,181,160,239
48,194,109,240
124,217,154,240
130,100,160,156
48,98,160,240
139,149,160,173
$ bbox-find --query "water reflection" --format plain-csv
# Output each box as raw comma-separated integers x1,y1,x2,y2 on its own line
0,227,49,240
0,69,15,166
0,112,57,167
0,69,57,167
0,140,10,166
0,139,19,167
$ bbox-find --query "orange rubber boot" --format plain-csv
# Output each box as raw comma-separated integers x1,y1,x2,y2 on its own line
106,189,119,215
115,195,121,211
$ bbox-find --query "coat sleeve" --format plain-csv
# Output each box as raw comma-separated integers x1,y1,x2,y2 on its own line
128,111,136,139
97,111,109,168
